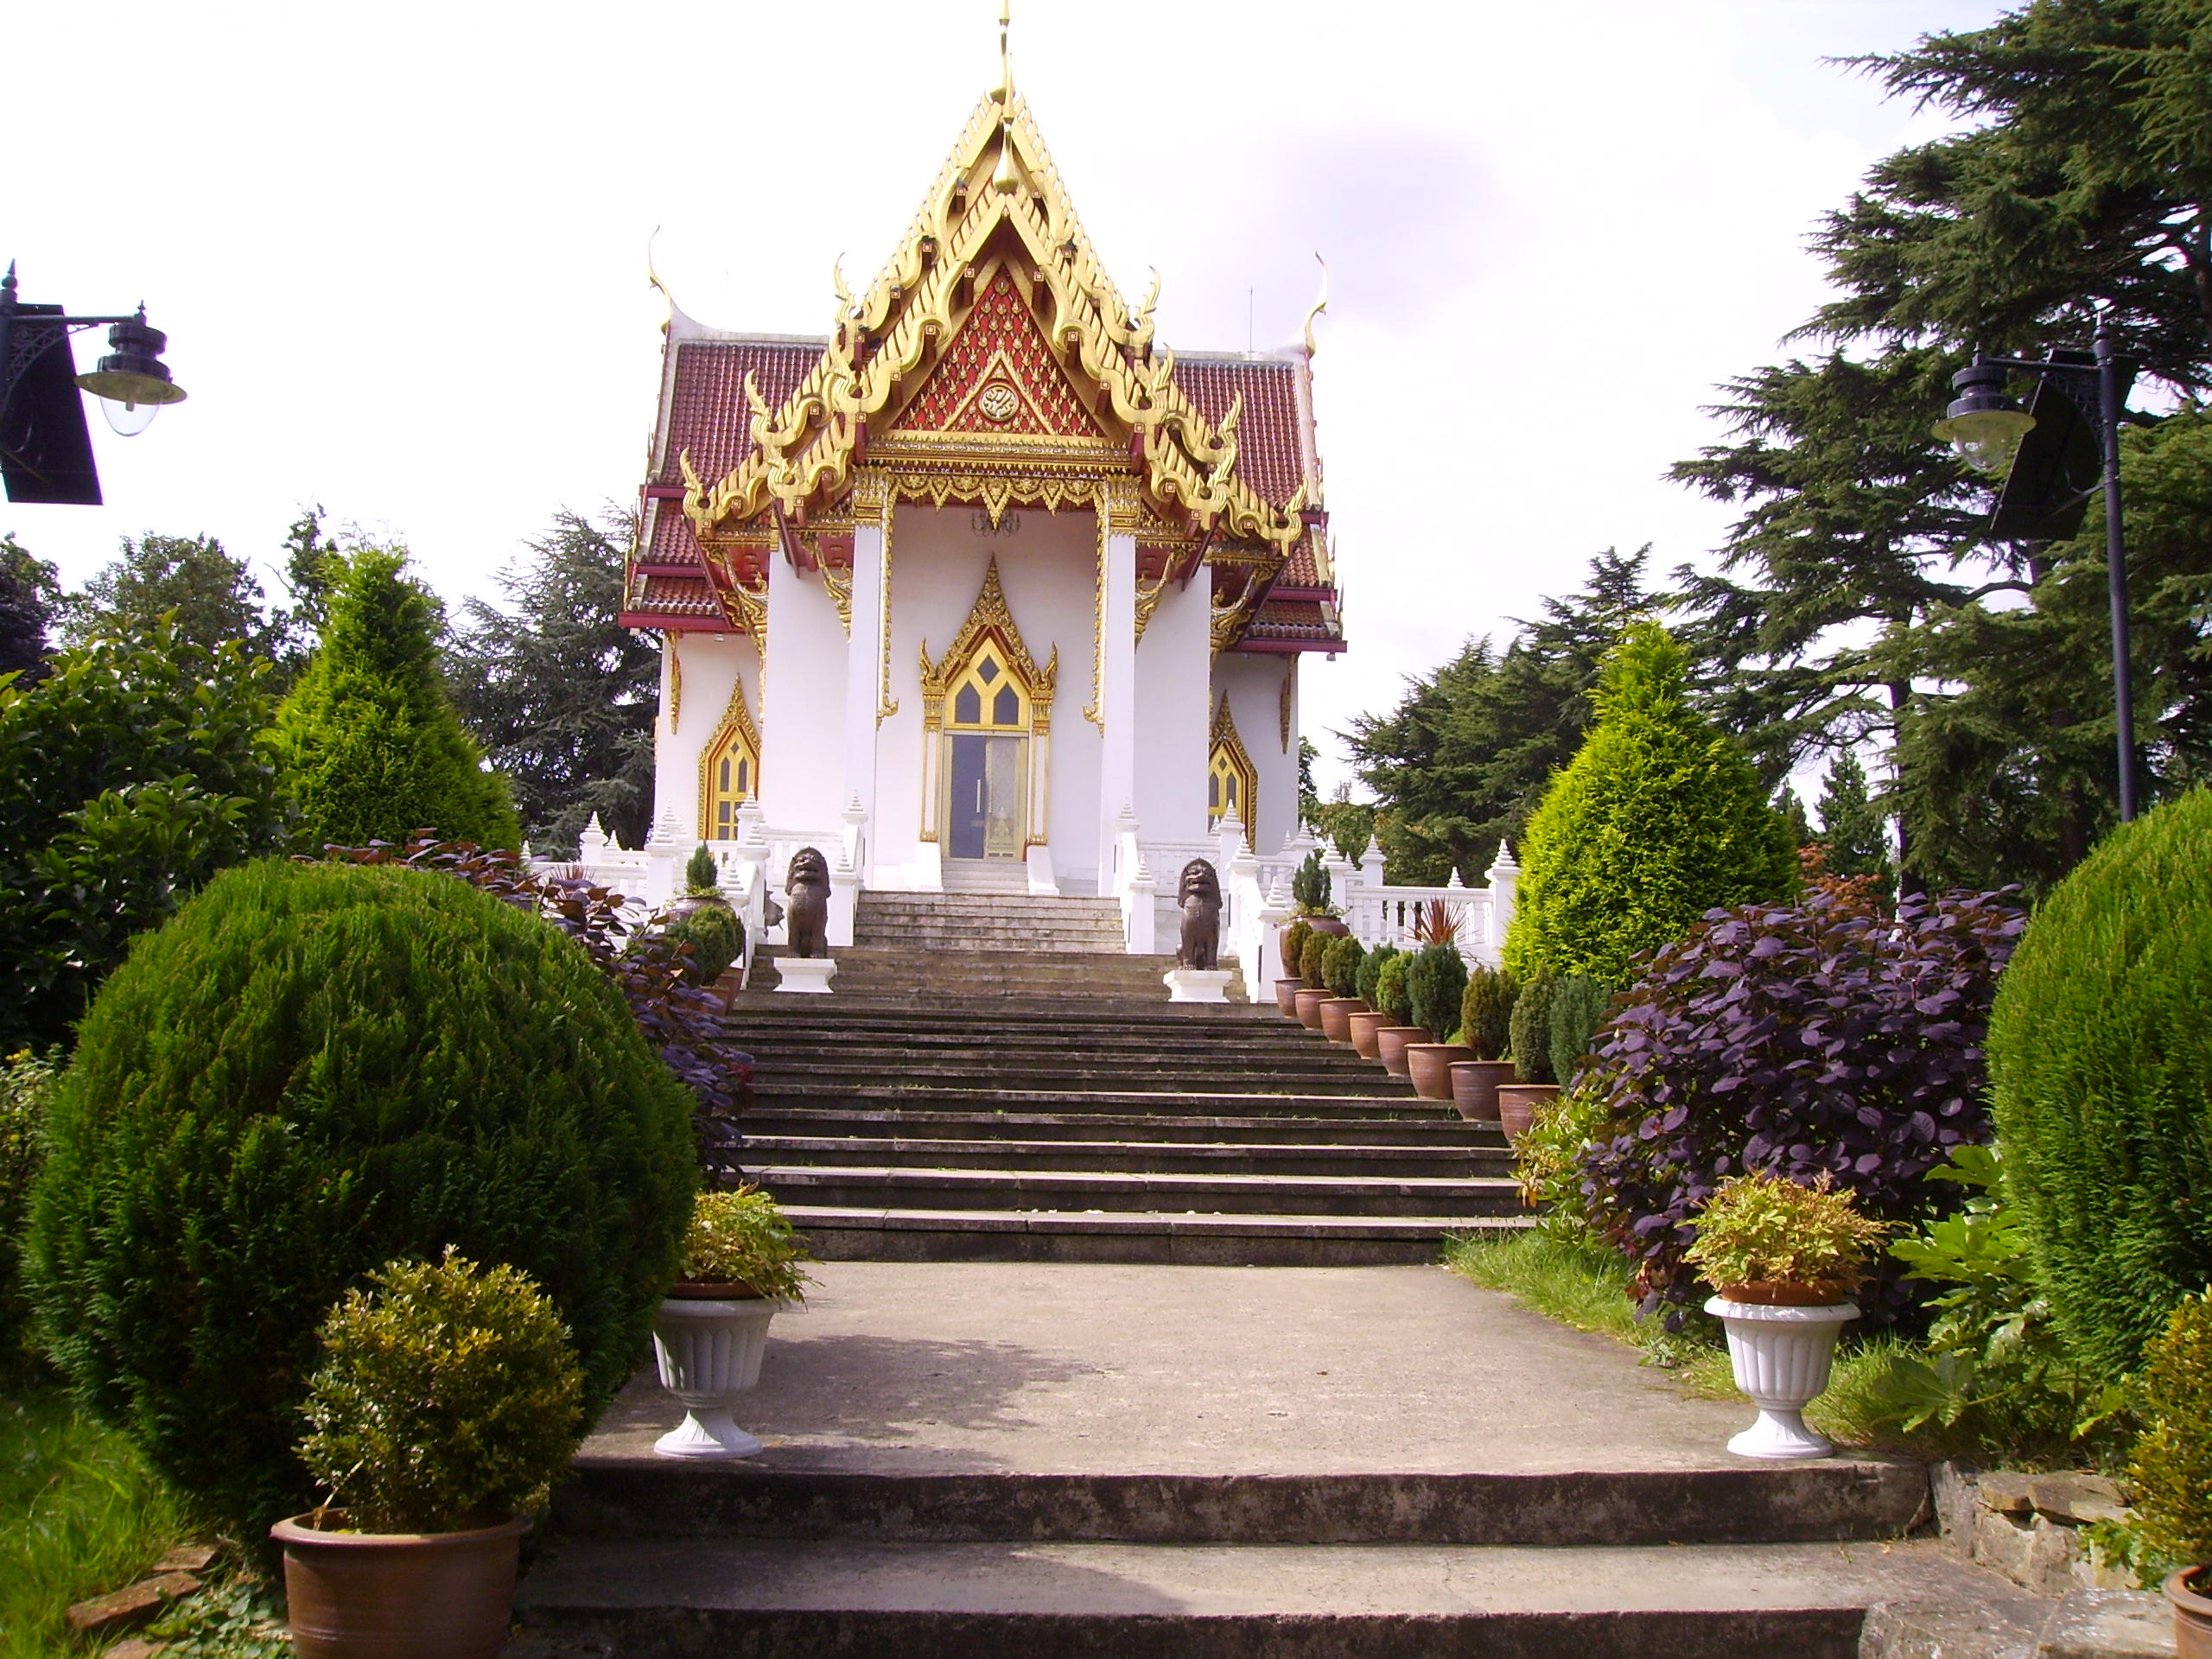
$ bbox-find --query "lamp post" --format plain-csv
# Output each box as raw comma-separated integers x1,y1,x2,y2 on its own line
0,261,188,505
1933,314,2138,822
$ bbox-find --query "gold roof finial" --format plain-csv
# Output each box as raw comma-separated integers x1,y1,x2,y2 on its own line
991,0,1014,104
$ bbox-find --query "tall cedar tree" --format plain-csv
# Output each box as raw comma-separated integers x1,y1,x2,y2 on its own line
1670,0,2212,894
445,508,658,855
1504,622,1796,987
276,549,521,851
1343,549,1661,886
1815,750,1896,891
62,533,281,659
0,534,60,685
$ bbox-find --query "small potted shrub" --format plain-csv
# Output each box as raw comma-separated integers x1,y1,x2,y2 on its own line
663,844,746,987
1294,927,1335,1030
1370,952,1428,1079
1497,968,1561,1135
1317,934,1368,1041
1348,944,1400,1058
1291,849,1350,938
1449,966,1517,1123
2126,1292,2212,1654
1275,917,1315,1014
1547,973,1611,1091
1687,1170,1888,1459
274,1249,585,1659
1402,942,1472,1101
652,1185,817,1459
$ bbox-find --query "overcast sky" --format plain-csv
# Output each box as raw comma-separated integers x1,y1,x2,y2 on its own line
9,0,1998,795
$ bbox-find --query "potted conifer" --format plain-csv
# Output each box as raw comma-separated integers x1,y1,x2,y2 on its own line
1318,934,1368,1042
652,1185,816,1459
1275,917,1315,1014
1402,935,1472,1101
1347,944,1400,1058
1370,953,1429,1078
1688,1170,1888,1459
2120,1292,2212,1656
273,1249,585,1659
1449,964,1517,1122
664,844,746,988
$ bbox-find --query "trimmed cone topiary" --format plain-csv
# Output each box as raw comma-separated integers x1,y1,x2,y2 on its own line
684,843,721,896
2125,1289,2212,1573
1299,927,1331,988
1321,934,1365,998
1356,944,1400,1007
1509,969,1560,1084
1374,953,1413,1024
1548,974,1612,1090
1989,787,2212,1376
28,856,698,1540
1459,967,1516,1063
1504,622,1795,986
1281,918,1314,980
1406,944,1469,1043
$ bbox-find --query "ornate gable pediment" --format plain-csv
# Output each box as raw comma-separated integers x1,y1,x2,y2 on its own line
679,86,1306,566
886,269,1108,445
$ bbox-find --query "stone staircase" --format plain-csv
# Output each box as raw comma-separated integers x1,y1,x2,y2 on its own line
735,891,1522,1264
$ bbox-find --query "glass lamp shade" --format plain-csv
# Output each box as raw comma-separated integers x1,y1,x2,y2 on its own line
1933,404,2037,476
98,396,162,437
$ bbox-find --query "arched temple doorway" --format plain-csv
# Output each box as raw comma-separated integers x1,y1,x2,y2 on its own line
920,559,1057,863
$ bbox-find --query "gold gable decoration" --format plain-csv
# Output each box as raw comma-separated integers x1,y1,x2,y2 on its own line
679,87,1306,564
918,558,1058,736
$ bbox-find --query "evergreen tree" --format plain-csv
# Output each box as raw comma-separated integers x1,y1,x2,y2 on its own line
1815,750,1894,891
1671,1,2212,892
444,508,658,855
1504,622,1796,987
1775,785,1815,855
62,533,278,658
276,548,521,851
0,534,60,685
272,505,347,682
1344,548,1662,885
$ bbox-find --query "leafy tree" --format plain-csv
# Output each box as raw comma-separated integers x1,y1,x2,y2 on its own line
1672,0,2212,891
1344,548,1661,886
1815,750,1895,891
446,508,658,855
1504,622,1796,986
271,505,347,680
276,547,521,850
0,622,290,1051
61,532,278,658
0,533,60,685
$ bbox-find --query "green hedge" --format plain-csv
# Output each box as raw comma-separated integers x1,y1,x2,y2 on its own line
1989,788,2212,1375
28,857,696,1538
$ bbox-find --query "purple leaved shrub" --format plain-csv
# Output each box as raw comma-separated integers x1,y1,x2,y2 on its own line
1577,881,2024,1328
316,837,751,1183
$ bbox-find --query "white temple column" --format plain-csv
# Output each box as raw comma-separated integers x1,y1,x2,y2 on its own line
842,512,887,881
1096,508,1139,887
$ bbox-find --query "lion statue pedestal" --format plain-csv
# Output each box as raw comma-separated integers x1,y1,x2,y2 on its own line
1162,967,1232,1004
775,957,837,994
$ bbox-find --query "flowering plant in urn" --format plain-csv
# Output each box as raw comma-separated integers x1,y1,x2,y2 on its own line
1686,1169,1891,1305
674,1185,816,1301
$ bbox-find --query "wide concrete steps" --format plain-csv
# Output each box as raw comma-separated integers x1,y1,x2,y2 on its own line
515,1264,2018,1658
731,974,1503,1262
854,892,1127,955
517,1536,2004,1658
753,949,1220,1000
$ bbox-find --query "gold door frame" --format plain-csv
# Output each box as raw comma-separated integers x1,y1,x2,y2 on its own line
918,557,1057,849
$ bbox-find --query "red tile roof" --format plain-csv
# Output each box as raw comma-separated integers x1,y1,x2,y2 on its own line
1169,354,1311,511
655,337,823,488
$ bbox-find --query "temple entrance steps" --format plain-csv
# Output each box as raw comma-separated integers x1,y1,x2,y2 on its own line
853,890,1125,953
728,982,1525,1265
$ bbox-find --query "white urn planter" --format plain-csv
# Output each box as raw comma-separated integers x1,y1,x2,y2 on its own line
651,1294,779,1459
1704,1295,1859,1459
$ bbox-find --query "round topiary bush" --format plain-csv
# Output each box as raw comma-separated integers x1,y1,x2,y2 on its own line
1989,788,2212,1376
1374,953,1413,1024
28,857,698,1539
1405,944,1469,1042
1321,934,1365,998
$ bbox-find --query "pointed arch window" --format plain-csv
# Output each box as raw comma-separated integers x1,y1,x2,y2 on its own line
697,675,763,840
1208,692,1259,848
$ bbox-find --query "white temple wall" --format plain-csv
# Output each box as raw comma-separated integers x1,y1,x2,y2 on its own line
657,631,761,846
756,552,849,832
1213,652,1301,854
874,505,1105,893
1130,569,1211,842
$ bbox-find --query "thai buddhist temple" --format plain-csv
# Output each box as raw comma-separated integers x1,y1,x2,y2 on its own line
618,17,1344,907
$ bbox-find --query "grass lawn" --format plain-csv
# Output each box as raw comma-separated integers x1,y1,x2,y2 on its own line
1,1382,194,1657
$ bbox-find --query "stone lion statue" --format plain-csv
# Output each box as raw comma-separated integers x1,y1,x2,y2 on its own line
785,847,831,958
1177,858,1223,970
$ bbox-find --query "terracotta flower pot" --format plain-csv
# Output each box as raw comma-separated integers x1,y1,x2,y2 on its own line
1405,1042,1476,1101
1448,1059,1516,1123
273,1511,528,1659
1346,1008,1391,1059
1375,1026,1432,1077
1274,977,1306,1015
1301,915,1351,939
2166,1567,2212,1659
1294,987,1333,1030
1319,997,1366,1042
1495,1082,1560,1139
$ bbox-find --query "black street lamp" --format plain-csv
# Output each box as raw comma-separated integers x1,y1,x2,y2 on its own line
1933,315,2139,822
0,260,188,506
